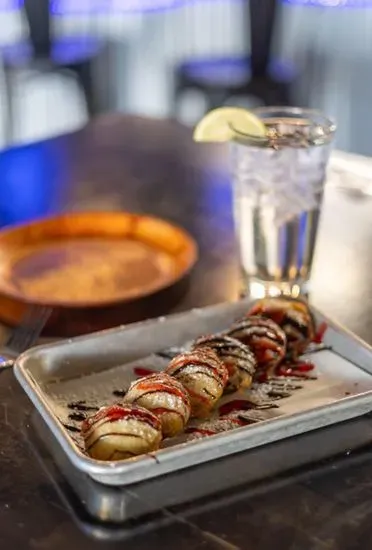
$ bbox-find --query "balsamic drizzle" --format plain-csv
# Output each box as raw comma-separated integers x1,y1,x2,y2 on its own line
112,389,127,398
67,400,99,412
302,343,333,355
63,423,80,433
69,412,86,422
156,347,183,360
66,401,99,427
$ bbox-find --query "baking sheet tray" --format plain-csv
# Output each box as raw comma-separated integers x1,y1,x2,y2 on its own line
26,410,372,529
14,299,372,486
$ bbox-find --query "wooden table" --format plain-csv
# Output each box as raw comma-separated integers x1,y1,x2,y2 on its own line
1,115,372,549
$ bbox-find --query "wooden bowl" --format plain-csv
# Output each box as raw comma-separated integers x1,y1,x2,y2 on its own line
0,212,198,336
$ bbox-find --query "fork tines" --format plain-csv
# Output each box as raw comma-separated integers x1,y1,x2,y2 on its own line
6,305,52,353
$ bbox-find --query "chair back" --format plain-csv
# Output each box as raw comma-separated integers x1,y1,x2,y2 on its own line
249,0,278,77
23,0,52,58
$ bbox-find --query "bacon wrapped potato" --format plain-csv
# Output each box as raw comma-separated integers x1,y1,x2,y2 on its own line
248,297,315,357
82,404,162,461
124,373,191,438
193,334,257,392
166,347,228,418
228,316,286,371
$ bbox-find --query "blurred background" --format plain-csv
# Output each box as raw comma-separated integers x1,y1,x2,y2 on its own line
0,0,371,153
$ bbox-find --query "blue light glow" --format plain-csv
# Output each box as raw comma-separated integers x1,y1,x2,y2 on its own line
2,0,372,12
50,0,185,15
0,142,68,228
0,0,22,10
283,0,372,7
179,56,296,85
1,37,102,66
0,0,187,14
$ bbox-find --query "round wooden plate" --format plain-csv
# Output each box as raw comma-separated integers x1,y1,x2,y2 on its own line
0,212,198,336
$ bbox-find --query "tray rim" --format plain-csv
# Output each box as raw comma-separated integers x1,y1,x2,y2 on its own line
14,300,372,484
27,410,372,529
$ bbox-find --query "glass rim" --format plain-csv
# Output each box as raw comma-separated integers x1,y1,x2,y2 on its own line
231,106,336,148
252,106,337,130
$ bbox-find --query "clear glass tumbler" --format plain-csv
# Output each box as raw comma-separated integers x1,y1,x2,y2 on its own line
231,107,336,298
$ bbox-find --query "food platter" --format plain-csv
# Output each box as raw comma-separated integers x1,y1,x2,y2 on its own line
15,297,372,486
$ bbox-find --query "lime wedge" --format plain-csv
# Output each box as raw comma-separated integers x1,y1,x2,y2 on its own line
193,107,267,143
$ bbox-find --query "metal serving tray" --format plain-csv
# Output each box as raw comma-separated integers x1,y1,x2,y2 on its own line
26,410,372,529
14,299,372,487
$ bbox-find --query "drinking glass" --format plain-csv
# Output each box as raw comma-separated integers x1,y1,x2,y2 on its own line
231,107,336,298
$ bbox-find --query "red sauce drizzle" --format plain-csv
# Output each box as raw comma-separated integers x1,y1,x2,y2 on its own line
249,307,287,326
135,380,187,401
313,322,328,344
224,361,236,376
170,355,228,386
218,399,253,416
187,387,210,404
82,405,159,433
275,361,316,378
256,371,268,383
292,361,315,372
186,415,251,437
255,360,316,381
134,367,157,377
186,427,216,436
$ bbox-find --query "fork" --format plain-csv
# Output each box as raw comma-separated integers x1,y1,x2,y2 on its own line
0,305,52,370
